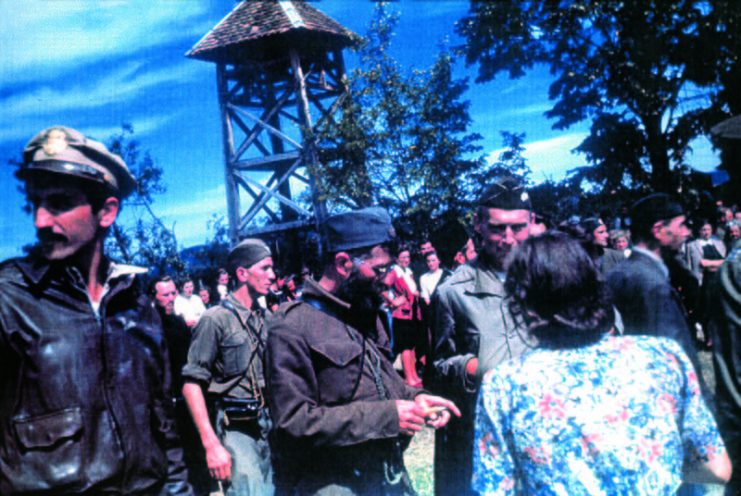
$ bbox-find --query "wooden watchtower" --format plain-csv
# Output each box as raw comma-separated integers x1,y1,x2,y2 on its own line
188,0,356,244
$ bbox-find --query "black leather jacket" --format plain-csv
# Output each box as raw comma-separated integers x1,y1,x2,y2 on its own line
0,256,192,495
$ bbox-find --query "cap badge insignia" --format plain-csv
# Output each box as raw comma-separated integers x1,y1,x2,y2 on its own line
43,129,69,156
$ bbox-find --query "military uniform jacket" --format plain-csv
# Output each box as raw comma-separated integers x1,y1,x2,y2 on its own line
182,294,267,401
431,258,534,399
0,256,191,495
606,249,702,372
265,279,419,489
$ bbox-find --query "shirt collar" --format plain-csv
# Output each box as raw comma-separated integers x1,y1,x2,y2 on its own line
470,258,506,296
17,255,145,287
632,246,669,279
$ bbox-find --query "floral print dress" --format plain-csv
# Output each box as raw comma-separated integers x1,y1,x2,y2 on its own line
472,335,725,495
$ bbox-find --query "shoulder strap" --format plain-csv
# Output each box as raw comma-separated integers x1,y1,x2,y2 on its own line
206,300,264,396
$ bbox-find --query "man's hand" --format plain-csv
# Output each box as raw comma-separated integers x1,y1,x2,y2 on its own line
415,394,461,429
204,440,232,481
395,400,426,436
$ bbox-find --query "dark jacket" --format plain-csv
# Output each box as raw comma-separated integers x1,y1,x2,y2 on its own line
0,256,191,495
158,309,192,399
606,249,705,388
265,279,418,494
598,247,625,274
707,245,741,494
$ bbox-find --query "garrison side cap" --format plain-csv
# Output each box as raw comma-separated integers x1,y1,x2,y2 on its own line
323,207,396,253
18,126,137,198
478,175,530,211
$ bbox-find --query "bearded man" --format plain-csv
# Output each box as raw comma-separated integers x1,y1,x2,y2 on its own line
266,207,459,495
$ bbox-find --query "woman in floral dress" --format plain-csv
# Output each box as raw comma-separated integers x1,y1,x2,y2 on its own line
472,231,731,495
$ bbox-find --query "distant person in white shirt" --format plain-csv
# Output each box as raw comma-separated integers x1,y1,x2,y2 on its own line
174,277,206,328
216,268,229,302
420,251,452,306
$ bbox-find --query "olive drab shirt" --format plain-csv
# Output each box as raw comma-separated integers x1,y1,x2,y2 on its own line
182,294,267,400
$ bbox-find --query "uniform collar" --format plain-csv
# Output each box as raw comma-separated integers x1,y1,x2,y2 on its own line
225,292,264,319
470,258,506,296
17,254,146,288
302,277,352,311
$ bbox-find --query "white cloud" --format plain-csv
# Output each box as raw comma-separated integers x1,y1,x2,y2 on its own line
486,132,588,182
145,184,228,247
83,113,182,142
0,1,212,77
114,184,227,249
497,102,552,119
156,184,227,219
2,61,202,118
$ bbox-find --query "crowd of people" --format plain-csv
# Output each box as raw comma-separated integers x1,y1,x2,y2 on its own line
0,125,737,496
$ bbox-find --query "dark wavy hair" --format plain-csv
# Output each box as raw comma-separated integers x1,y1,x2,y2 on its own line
505,231,614,348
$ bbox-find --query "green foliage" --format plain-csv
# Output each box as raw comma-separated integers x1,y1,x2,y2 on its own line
469,131,530,196
105,124,187,278
458,0,741,196
317,3,486,243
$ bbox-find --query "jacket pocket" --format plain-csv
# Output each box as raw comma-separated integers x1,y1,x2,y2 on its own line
221,330,250,377
9,407,84,490
309,339,363,405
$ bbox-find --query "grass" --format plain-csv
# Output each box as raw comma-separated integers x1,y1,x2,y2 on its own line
405,426,435,496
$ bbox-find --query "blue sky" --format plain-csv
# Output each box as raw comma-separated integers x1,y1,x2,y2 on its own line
0,0,718,261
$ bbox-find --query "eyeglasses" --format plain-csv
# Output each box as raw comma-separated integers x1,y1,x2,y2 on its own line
352,257,393,277
487,223,529,235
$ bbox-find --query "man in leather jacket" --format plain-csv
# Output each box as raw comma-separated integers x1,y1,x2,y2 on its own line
266,207,459,495
0,126,192,495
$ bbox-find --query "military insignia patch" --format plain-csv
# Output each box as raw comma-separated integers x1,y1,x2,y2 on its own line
43,128,69,156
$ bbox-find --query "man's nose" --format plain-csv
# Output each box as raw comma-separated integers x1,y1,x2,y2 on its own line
34,206,54,229
502,226,517,243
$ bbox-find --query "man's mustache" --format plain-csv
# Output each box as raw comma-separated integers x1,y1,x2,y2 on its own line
37,229,67,244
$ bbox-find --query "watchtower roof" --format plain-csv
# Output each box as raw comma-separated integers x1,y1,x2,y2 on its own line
188,0,357,64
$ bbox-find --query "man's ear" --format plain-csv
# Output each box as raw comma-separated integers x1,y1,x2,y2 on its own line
650,220,665,240
97,197,119,229
334,252,352,278
234,266,249,283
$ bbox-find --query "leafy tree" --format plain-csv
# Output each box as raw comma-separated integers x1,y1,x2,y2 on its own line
402,48,484,240
317,3,484,243
703,2,741,202
315,91,375,208
468,131,530,195
106,124,187,278
457,0,741,194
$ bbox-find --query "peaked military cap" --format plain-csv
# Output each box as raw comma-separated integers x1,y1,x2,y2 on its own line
18,125,137,198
